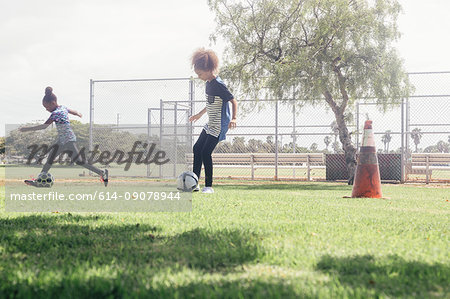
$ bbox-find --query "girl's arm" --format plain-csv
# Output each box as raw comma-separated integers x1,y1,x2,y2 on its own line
228,98,237,129
68,108,82,118
19,117,53,132
189,107,207,122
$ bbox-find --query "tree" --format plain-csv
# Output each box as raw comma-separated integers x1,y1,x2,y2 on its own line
248,138,263,152
410,128,423,153
323,136,331,150
263,135,275,153
436,140,449,153
332,141,343,154
215,141,232,153
381,130,392,153
423,141,450,154
330,121,339,143
209,0,411,184
231,137,246,153
70,120,90,149
0,137,4,155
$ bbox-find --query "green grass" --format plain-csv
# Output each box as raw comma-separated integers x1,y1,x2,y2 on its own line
0,178,449,298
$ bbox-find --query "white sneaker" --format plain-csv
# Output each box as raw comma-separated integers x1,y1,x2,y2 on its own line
201,187,214,193
193,185,200,192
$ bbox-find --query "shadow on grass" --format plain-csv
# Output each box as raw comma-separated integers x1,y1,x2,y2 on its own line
316,254,449,298
0,214,268,298
219,183,350,191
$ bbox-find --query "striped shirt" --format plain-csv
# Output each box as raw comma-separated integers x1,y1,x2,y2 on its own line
203,77,234,141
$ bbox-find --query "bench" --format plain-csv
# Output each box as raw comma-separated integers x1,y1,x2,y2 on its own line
407,153,450,183
186,153,325,180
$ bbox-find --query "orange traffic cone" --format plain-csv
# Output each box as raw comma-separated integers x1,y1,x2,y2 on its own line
351,120,383,198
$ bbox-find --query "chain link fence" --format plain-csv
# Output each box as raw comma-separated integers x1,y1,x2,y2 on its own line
89,72,450,183
405,72,450,182
89,78,193,178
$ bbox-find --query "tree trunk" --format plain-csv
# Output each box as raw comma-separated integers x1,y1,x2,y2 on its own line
323,89,357,185
334,110,357,185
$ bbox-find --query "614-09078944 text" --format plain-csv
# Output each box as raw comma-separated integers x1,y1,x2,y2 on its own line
9,191,182,201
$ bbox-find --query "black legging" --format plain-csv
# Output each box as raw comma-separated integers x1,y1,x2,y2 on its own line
193,130,219,187
42,141,103,176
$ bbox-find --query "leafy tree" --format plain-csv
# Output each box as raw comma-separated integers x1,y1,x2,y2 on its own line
209,0,411,183
423,141,449,154
5,124,57,157
410,128,423,153
323,135,331,150
381,130,392,153
247,138,259,152
330,121,339,143
231,137,247,153
332,141,343,154
436,140,449,153
70,120,90,149
215,141,232,153
0,137,5,155
264,136,275,153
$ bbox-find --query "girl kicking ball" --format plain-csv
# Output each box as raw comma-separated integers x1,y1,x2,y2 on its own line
189,48,238,193
20,87,109,186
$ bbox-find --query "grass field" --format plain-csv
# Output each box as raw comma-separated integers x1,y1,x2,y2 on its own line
4,162,450,183
0,165,449,298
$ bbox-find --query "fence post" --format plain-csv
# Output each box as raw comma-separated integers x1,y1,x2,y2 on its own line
147,108,151,177
403,73,411,183
251,154,255,180
401,98,405,183
89,79,94,153
405,74,410,160
159,99,163,178
89,79,94,176
189,77,195,151
275,99,279,180
174,102,178,178
356,100,360,151
425,154,430,184
307,154,311,181
292,101,296,178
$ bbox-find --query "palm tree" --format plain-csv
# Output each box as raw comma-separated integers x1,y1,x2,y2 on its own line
410,128,423,153
381,130,392,153
324,136,331,150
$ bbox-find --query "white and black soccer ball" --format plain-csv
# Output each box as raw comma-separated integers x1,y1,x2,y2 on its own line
176,171,198,192
36,172,54,188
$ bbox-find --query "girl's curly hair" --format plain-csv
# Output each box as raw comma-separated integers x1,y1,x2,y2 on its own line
191,48,219,73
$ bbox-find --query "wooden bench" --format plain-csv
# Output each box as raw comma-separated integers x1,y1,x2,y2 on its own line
186,153,325,180
407,153,450,183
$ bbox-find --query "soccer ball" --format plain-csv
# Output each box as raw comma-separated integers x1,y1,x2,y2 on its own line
36,172,54,188
176,171,198,192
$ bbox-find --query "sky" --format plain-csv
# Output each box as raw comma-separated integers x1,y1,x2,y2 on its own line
1,0,450,137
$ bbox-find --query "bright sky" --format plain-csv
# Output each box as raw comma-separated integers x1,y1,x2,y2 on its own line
1,0,450,137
